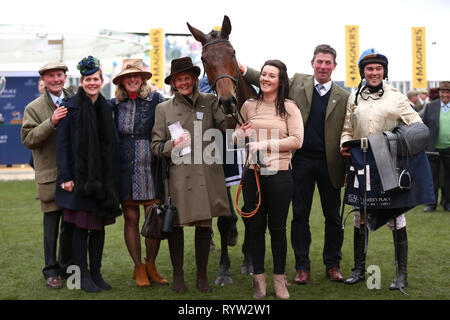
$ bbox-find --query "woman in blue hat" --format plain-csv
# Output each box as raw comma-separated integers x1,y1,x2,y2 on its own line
55,56,122,292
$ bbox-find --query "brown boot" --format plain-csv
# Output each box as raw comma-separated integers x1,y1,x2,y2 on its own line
169,227,187,293
145,259,169,285
133,264,150,287
273,274,290,299
252,273,266,299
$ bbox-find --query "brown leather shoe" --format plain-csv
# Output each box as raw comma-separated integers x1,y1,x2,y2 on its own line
46,275,62,289
294,269,310,284
326,267,344,282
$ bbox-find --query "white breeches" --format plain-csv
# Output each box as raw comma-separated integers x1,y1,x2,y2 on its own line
353,210,406,230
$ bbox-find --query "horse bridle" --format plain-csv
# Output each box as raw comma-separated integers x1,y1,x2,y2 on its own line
201,39,266,217
201,39,245,125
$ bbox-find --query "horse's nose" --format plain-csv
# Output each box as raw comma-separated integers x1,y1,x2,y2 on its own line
219,95,237,114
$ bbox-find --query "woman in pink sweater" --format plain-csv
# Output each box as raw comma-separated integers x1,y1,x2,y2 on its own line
234,60,303,299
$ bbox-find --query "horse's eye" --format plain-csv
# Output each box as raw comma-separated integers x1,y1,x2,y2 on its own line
201,57,207,64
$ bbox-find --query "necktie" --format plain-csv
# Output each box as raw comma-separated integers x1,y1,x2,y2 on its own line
443,103,449,113
55,98,61,107
316,84,325,96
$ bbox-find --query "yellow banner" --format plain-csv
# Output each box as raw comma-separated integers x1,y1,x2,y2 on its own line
412,27,427,88
149,28,164,89
345,25,359,88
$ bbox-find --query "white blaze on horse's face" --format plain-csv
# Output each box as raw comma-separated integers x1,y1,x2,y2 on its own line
260,65,280,97
172,72,196,96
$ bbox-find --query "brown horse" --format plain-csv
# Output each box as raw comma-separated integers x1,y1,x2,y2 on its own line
187,15,255,122
187,15,256,286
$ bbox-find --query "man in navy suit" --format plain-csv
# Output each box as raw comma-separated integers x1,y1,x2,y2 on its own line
422,81,450,212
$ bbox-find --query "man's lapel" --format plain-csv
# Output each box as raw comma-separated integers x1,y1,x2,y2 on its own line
325,83,340,120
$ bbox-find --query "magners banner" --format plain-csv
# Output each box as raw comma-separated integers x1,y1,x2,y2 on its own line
150,29,164,89
412,27,427,88
345,25,359,88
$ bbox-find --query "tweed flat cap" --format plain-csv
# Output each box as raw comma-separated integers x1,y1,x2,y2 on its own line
38,61,68,75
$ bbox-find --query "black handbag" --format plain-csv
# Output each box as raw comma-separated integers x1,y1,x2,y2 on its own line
141,203,167,240
140,142,177,239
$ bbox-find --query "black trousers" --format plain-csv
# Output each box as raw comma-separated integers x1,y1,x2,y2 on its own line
291,155,343,271
242,169,292,275
429,147,450,207
42,210,74,279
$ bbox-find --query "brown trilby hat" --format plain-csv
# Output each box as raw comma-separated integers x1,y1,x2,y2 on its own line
439,81,450,91
164,57,201,85
39,61,68,75
113,59,152,85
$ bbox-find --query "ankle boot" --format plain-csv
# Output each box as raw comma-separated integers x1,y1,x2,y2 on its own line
389,227,408,290
133,264,150,287
252,273,266,299
345,227,367,285
73,228,101,293
169,227,187,293
273,274,290,299
89,230,111,290
195,227,212,293
145,259,169,285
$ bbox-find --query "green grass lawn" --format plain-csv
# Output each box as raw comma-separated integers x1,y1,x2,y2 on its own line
0,180,449,300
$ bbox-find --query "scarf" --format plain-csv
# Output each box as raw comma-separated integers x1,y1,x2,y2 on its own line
74,87,121,219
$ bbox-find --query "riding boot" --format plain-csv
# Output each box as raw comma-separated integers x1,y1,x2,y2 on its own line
389,227,408,290
73,227,101,293
195,227,212,293
345,227,367,285
168,227,187,293
89,229,112,290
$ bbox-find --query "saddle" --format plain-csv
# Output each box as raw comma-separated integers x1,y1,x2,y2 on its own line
342,122,434,231
368,122,429,194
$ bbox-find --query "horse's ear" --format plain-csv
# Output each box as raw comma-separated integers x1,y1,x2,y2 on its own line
187,22,207,45
220,15,232,39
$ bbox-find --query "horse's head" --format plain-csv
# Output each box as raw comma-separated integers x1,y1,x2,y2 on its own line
187,15,239,116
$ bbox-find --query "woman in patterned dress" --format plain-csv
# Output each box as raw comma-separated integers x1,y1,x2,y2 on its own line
112,59,167,287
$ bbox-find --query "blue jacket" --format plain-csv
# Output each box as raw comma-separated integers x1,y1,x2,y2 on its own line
55,90,120,213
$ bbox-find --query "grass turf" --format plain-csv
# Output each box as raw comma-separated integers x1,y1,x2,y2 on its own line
0,180,449,300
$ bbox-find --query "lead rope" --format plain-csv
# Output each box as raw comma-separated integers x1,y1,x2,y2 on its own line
235,141,261,218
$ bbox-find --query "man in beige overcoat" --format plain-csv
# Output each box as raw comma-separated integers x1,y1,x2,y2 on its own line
21,61,74,289
242,44,349,284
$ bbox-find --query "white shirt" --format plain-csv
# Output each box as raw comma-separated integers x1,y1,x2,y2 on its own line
49,92,65,106
314,78,332,96
441,100,450,114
